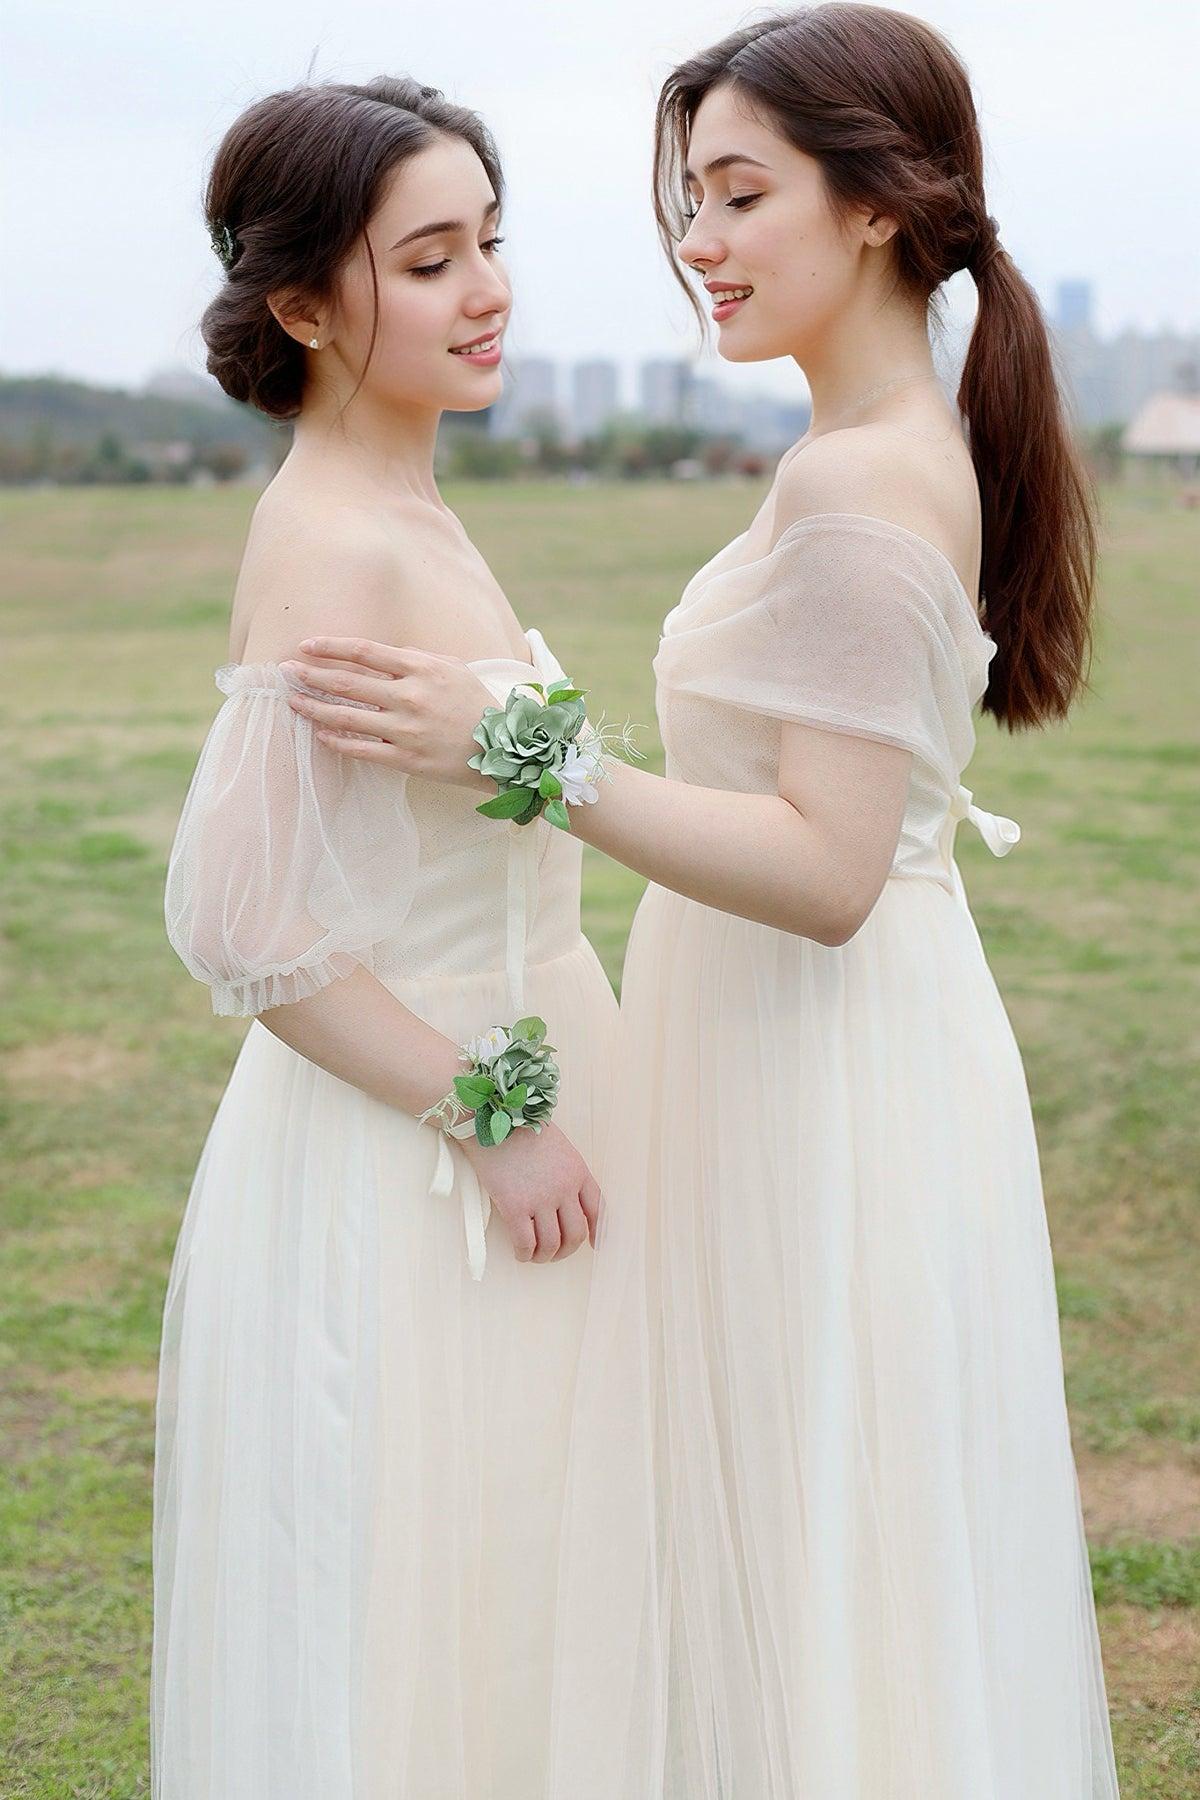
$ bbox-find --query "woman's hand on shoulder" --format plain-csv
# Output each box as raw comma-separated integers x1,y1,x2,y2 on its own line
280,638,496,787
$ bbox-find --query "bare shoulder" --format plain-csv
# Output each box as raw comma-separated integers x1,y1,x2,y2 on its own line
771,422,981,597
231,499,422,666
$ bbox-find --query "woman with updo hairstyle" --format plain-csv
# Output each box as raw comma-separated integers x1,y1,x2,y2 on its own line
153,74,620,1798
284,11,1122,1796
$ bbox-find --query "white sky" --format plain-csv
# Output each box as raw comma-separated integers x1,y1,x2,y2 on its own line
3,0,1197,407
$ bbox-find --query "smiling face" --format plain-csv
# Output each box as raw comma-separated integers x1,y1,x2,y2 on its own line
677,82,891,364
305,131,512,412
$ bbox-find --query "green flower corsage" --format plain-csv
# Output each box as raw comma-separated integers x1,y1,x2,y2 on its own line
419,1017,560,1147
468,679,643,832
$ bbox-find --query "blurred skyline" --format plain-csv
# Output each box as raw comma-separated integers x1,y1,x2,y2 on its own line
3,0,1197,407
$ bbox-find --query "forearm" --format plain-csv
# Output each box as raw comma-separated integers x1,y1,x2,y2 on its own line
257,965,464,1117
570,758,851,943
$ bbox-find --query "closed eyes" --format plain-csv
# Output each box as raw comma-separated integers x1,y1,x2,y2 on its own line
411,236,506,279
681,194,762,223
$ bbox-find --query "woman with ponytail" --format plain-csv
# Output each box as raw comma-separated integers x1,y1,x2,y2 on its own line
288,9,1121,1793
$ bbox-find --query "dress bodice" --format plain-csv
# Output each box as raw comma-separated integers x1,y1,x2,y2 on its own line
652,512,1020,902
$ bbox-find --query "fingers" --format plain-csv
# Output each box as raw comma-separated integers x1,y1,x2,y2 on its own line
508,1215,537,1263
578,1175,603,1249
532,1207,562,1264
555,1197,590,1260
297,637,427,677
313,732,403,762
281,661,398,705
285,692,383,732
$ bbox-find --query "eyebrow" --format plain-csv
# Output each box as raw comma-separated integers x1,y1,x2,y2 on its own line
682,153,770,185
390,198,501,251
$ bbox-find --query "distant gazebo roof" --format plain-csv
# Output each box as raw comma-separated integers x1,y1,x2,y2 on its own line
1121,391,1200,456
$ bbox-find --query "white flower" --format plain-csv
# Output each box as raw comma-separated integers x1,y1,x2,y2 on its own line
465,1025,512,1066
556,740,603,806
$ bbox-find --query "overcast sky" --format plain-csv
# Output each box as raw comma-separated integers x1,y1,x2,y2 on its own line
3,0,1196,407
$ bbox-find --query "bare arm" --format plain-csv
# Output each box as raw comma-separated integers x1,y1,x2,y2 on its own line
563,728,912,945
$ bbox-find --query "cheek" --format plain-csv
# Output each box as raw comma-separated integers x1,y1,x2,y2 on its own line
375,281,453,359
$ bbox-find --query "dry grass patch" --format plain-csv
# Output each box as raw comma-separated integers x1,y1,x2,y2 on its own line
1080,1446,1200,1542
3,1035,147,1100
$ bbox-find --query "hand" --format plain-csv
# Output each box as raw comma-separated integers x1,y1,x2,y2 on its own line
459,1120,603,1265
280,639,496,787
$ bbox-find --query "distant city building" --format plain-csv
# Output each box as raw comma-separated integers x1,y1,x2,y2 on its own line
1048,282,1200,426
570,359,620,438
487,355,560,436
690,377,735,435
737,396,810,452
639,358,695,426
1054,280,1094,334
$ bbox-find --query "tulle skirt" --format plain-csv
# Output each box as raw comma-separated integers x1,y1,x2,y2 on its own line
548,875,1120,1800
150,939,619,1800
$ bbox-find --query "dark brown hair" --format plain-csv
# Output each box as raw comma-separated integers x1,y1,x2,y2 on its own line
653,5,1097,730
200,76,504,423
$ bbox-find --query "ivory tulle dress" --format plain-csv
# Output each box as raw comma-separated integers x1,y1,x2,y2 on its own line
152,627,619,1800
547,514,1121,1799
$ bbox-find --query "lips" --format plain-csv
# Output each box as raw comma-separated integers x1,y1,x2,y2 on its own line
451,329,502,352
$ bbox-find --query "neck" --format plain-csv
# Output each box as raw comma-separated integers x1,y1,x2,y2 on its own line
797,292,938,437
286,381,447,508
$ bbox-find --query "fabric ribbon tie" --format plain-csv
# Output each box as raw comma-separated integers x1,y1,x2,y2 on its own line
949,783,1021,856
429,1132,491,1282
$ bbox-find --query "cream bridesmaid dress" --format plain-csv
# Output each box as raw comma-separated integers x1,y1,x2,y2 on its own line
152,627,619,1799
547,514,1121,1799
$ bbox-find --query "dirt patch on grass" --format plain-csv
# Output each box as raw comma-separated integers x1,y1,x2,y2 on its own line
3,1034,147,1098
1079,1443,1200,1541
1099,1602,1200,1709
69,1364,159,1405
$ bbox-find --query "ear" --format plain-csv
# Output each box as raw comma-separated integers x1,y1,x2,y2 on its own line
863,210,900,251
267,288,322,349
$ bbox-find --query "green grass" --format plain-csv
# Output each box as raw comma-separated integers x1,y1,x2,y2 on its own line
1,475,1197,1793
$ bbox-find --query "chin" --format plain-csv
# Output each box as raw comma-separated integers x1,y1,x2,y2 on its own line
445,372,504,412
717,335,763,363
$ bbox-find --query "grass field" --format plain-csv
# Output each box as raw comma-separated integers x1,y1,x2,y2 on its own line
1,475,1197,1794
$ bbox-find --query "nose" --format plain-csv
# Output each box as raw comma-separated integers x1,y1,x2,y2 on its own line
464,255,511,319
678,215,724,273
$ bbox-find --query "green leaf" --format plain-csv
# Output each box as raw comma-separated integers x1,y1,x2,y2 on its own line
477,787,535,820
544,797,571,831
490,1108,512,1143
538,768,562,799
454,1074,496,1104
503,1083,529,1110
510,1016,546,1043
547,684,586,703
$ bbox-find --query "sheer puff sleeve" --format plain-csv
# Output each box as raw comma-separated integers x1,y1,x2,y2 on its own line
164,662,420,1017
653,512,996,793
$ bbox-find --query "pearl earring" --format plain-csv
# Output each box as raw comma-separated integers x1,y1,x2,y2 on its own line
309,337,319,349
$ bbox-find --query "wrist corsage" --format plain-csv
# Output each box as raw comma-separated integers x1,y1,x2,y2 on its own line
468,679,643,832
419,1016,560,1147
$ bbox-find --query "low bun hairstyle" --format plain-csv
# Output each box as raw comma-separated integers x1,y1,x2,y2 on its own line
653,5,1098,732
200,76,505,421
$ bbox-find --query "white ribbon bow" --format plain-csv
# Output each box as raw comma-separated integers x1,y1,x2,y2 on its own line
948,783,1022,856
